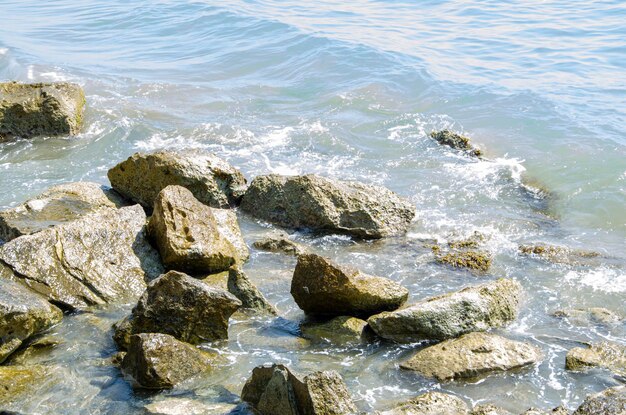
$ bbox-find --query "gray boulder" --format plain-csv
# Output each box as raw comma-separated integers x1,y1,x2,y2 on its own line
572,386,626,415
0,82,85,139
240,174,415,239
565,342,626,377
0,205,163,310
107,150,247,209
400,332,542,381
380,391,469,414
291,253,408,317
148,185,248,274
0,268,63,363
120,333,214,389
114,270,241,350
228,267,277,315
0,181,127,242
241,364,357,415
368,278,522,343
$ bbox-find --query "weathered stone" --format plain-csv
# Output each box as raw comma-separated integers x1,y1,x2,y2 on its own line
380,391,469,415
291,253,408,317
5,335,61,365
241,174,415,239
253,232,306,256
521,409,570,415
430,130,482,157
0,182,127,242
301,316,368,345
565,342,626,376
0,271,63,363
400,332,542,381
148,185,247,274
519,244,600,265
435,250,492,272
368,278,522,342
572,386,626,415
0,365,56,406
144,398,238,415
470,404,514,415
114,271,241,350
121,333,214,389
0,82,85,139
107,150,247,209
242,364,357,415
553,308,622,325
0,205,163,310
228,267,277,315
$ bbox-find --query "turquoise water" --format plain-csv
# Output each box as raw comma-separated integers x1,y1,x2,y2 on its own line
0,1,625,413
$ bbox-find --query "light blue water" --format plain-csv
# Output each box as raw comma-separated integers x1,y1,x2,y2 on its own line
0,1,625,414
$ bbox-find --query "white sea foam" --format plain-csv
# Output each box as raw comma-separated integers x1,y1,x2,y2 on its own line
564,267,626,293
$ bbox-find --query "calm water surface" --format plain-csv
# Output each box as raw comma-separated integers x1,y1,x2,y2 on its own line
0,1,625,413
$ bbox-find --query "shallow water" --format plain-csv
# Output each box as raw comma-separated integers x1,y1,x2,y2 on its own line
0,1,625,413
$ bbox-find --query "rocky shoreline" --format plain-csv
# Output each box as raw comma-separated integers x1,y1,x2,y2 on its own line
1,82,624,414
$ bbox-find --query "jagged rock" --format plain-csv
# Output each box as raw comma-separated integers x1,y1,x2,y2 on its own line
148,185,248,274
240,174,415,239
430,130,482,157
113,271,241,350
0,82,85,139
380,391,469,414
144,398,238,415
228,267,276,315
553,308,622,325
519,244,600,265
120,333,214,389
400,332,542,381
565,342,626,376
291,253,408,317
107,150,247,209
0,271,63,363
241,364,357,415
0,205,163,310
253,232,306,256
572,386,626,414
0,182,127,242
301,316,369,345
368,278,522,342
470,405,514,415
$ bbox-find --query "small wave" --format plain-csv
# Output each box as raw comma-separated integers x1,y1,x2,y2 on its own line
564,267,626,293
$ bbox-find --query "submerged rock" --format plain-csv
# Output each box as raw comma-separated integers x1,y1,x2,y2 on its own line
291,253,408,317
470,405,514,415
144,398,238,415
435,250,492,272
253,232,306,256
552,307,622,325
148,185,248,274
241,364,357,415
430,130,482,157
228,267,277,315
0,271,63,363
120,333,214,389
519,244,600,265
5,335,61,365
368,278,522,343
107,150,247,209
0,182,127,242
114,270,241,349
240,174,415,239
400,332,542,381
565,342,626,376
0,365,56,406
301,316,369,345
0,205,163,310
572,386,626,415
379,391,469,415
0,82,85,139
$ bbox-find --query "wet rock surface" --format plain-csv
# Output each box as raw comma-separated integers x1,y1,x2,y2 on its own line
144,398,238,415
0,365,56,406
0,182,127,242
148,185,248,274
120,333,214,389
470,404,514,415
565,341,626,376
291,253,408,317
0,205,163,310
435,249,492,272
552,307,622,325
0,82,85,139
240,174,415,239
241,363,358,415
400,332,542,381
430,130,482,157
379,391,469,415
518,244,601,266
0,271,63,363
572,386,626,415
227,267,277,315
368,278,522,342
300,316,369,345
253,232,306,256
114,270,241,349
107,150,247,209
